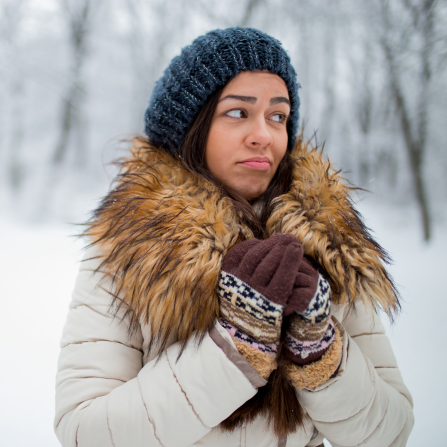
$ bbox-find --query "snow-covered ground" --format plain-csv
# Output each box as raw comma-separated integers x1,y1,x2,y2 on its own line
0,200,445,447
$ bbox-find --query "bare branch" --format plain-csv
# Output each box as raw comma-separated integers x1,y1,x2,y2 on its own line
240,0,261,26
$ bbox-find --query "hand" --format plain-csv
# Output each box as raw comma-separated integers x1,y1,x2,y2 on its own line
285,257,332,318
284,257,334,365
217,234,303,379
221,233,303,308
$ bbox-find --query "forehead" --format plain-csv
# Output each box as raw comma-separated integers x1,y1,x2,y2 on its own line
222,71,289,98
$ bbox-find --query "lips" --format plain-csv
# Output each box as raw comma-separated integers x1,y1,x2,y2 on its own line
238,157,271,171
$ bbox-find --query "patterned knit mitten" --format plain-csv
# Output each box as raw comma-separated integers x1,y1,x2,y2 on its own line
284,257,343,389
218,234,302,380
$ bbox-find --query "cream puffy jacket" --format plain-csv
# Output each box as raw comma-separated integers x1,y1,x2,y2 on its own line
55,249,414,447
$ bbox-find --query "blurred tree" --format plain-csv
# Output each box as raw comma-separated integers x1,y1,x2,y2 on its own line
0,0,27,192
379,0,438,241
52,0,102,167
319,15,337,141
125,0,189,132
240,0,262,26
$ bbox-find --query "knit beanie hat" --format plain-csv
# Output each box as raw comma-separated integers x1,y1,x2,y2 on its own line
144,27,300,155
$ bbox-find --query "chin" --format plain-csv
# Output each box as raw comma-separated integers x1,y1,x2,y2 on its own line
241,187,268,201
228,179,269,201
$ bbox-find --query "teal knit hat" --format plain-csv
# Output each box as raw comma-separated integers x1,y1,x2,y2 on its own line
144,27,300,155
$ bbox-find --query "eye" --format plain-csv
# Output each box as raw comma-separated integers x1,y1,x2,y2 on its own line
270,113,287,124
225,109,246,119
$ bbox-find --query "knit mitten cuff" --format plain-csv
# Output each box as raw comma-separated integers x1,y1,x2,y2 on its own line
299,272,332,324
285,316,335,365
218,271,284,344
285,322,343,390
285,272,333,365
220,319,278,380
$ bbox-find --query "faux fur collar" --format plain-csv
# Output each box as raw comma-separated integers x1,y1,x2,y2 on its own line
86,137,399,353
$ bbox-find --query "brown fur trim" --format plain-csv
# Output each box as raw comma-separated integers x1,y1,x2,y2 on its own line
266,141,400,317
285,321,343,390
232,339,277,380
85,137,398,356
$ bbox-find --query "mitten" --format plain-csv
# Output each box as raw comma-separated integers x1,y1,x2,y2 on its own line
284,257,343,389
218,234,302,380
285,258,334,364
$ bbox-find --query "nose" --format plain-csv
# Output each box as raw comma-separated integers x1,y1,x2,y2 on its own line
244,116,273,149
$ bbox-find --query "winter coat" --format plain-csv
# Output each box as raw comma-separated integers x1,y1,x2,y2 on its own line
54,139,414,447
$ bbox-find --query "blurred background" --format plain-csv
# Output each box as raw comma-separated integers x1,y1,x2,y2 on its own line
1,0,446,446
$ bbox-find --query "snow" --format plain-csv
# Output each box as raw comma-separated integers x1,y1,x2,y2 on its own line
353,199,447,447
0,220,83,447
0,200,445,447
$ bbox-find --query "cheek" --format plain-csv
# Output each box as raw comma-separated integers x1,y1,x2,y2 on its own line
205,124,227,177
273,134,288,167
205,120,242,176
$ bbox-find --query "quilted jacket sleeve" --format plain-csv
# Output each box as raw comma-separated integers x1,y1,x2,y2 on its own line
54,250,266,447
300,303,414,447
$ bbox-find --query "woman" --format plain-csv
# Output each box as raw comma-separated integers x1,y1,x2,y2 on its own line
55,28,414,447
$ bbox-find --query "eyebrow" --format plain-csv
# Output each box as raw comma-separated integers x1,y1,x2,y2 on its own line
219,94,256,103
219,94,290,107
270,96,290,107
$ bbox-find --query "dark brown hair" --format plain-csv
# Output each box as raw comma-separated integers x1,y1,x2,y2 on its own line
179,83,294,239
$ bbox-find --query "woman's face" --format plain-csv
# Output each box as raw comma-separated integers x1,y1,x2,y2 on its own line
205,71,290,200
